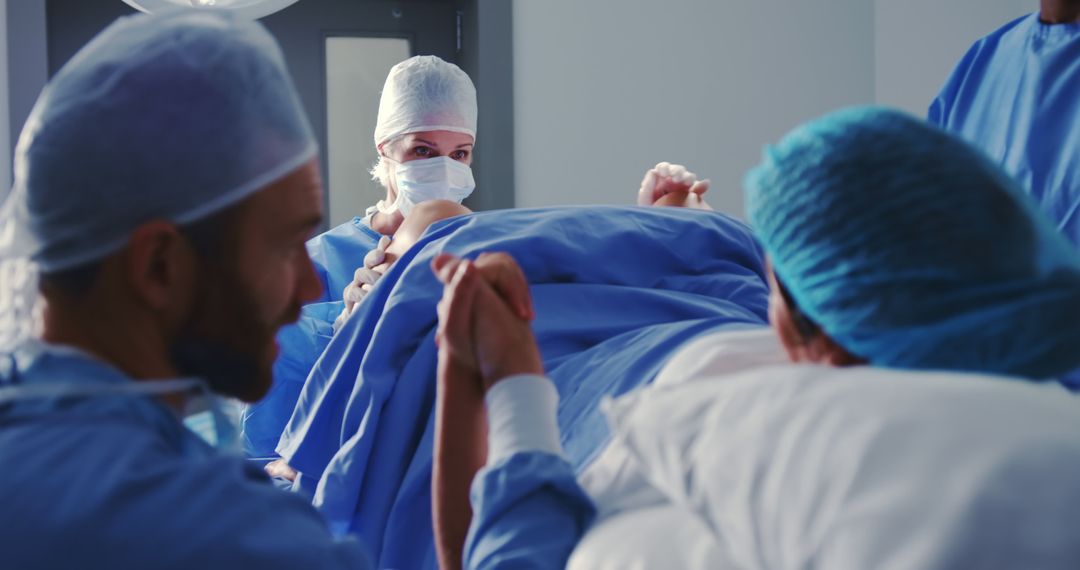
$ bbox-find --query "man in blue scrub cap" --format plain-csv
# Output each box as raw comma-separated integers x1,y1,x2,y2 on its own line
428,107,1080,568
930,0,1080,247
0,9,373,568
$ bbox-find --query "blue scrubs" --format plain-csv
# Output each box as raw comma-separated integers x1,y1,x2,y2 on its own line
930,13,1080,391
465,452,593,569
241,216,383,458
929,12,1080,247
0,342,371,568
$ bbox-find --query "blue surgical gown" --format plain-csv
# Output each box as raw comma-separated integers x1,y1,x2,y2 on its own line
930,12,1080,391
241,216,383,458
0,342,371,568
466,452,593,569
929,12,1080,246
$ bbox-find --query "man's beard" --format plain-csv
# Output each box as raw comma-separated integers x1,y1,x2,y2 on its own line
169,267,297,403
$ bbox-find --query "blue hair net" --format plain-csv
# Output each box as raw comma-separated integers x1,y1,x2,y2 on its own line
746,107,1080,379
1,9,316,272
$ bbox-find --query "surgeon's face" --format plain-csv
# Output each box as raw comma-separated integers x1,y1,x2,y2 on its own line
173,160,324,402
381,130,475,196
388,130,475,165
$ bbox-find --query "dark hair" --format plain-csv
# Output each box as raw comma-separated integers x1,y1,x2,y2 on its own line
774,274,820,340
38,203,242,297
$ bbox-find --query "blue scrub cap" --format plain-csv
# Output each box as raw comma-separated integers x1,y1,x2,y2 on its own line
746,106,1080,379
0,9,317,272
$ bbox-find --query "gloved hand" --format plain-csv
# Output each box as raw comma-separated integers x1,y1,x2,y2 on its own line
637,161,710,206
333,235,391,333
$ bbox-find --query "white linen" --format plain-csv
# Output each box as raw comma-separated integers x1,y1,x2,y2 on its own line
484,374,564,465
567,504,734,570
605,364,1080,569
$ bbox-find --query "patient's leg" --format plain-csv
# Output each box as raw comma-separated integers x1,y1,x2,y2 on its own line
638,162,712,210
652,189,711,210
339,200,473,319
376,200,473,271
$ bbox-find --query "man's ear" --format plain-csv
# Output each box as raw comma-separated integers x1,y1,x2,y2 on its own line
125,221,197,314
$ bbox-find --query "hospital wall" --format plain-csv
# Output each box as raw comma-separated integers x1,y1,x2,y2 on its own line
0,0,8,195
874,0,1033,118
511,0,1036,218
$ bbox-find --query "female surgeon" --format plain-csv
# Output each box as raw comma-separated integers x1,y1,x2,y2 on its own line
241,54,478,463
313,54,479,313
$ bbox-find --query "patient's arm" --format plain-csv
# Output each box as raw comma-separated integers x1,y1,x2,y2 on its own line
433,348,488,570
432,253,593,569
431,253,538,569
382,200,473,268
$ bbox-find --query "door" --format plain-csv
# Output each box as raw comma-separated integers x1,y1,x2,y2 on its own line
260,0,459,228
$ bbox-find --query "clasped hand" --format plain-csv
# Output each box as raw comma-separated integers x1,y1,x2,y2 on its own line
431,252,543,392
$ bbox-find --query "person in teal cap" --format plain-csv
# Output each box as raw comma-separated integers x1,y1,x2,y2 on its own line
428,107,1080,568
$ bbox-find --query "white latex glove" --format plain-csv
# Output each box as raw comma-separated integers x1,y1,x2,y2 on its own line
333,235,392,333
637,161,710,206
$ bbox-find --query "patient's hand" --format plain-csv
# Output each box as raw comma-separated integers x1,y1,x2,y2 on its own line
432,253,541,391
431,252,542,570
637,161,711,209
264,458,298,482
334,237,393,333
343,236,392,312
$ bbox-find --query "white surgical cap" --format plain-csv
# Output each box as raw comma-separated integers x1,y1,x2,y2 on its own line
373,55,477,147
0,9,317,273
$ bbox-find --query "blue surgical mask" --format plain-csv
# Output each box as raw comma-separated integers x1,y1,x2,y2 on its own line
380,156,475,216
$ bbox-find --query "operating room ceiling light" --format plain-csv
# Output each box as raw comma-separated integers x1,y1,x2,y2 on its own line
122,0,301,19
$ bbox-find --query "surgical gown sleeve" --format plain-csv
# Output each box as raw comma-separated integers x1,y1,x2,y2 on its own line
307,216,384,302
0,353,373,569
464,375,595,569
147,452,375,568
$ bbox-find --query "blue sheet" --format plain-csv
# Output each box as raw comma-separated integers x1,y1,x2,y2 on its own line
276,206,770,568
241,217,381,458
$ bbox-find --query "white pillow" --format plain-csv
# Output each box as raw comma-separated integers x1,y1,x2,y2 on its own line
605,365,1080,569
567,504,734,570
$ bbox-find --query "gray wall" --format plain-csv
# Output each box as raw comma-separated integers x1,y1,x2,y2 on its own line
4,0,49,201
0,0,1046,216
0,0,8,196
512,0,876,216
511,0,1040,218
875,0,1033,115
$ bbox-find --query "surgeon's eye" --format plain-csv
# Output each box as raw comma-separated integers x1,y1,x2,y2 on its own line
450,150,470,161
412,146,434,158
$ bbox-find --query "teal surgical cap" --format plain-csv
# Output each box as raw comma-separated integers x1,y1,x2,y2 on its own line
746,106,1080,379
0,9,316,272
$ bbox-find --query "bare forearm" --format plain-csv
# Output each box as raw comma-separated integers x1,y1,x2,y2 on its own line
433,354,489,570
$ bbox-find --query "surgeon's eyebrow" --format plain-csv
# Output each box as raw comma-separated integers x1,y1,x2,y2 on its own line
413,138,474,150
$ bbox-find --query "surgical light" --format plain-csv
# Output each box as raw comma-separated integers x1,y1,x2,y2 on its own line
122,0,300,19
